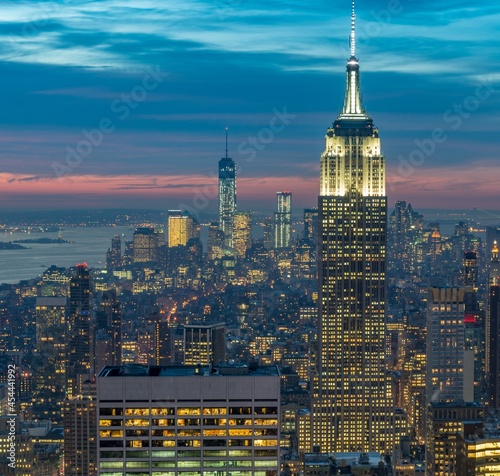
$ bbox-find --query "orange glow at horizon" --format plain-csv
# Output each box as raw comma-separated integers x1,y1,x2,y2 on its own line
1,163,500,209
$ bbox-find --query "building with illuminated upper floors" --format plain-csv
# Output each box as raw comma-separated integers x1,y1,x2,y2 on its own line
457,419,500,476
311,2,394,453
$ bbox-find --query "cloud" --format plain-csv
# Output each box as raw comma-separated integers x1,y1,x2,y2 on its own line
0,0,498,80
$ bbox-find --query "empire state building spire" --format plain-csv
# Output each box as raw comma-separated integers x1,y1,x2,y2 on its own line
341,0,366,118
350,0,356,58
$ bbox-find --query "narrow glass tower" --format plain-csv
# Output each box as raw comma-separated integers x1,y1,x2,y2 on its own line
218,128,236,248
311,1,394,453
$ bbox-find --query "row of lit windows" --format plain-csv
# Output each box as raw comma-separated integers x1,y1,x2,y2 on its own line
101,429,278,438
101,439,278,449
100,449,277,459
100,407,277,417
100,418,278,428
101,461,277,470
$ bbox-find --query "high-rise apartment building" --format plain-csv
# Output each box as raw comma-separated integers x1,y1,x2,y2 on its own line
311,3,393,453
274,191,292,248
426,287,470,404
462,252,483,403
388,201,424,275
262,216,274,250
64,382,97,476
303,208,318,244
97,364,280,475
67,264,94,396
487,241,500,408
106,235,122,270
207,222,225,261
464,251,479,291
486,226,500,260
34,296,67,422
183,322,226,365
96,289,122,367
219,130,237,248
233,211,252,259
133,227,164,262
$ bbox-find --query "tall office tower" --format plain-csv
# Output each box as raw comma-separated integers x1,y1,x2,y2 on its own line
63,381,97,476
133,227,163,262
33,296,67,422
426,287,471,404
122,240,134,265
96,289,121,367
97,364,280,475
67,264,94,397
388,201,424,275
389,200,408,273
233,211,253,258
219,129,237,248
262,216,274,249
183,322,226,365
105,235,122,270
207,222,225,260
311,3,393,453
486,226,500,260
167,210,198,247
462,252,483,403
145,311,172,366
303,207,319,244
464,251,479,291
274,191,292,248
154,320,170,366
487,241,500,408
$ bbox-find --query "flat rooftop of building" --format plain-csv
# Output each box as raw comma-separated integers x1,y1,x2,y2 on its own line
98,363,279,378
331,452,384,466
183,322,225,329
428,401,483,408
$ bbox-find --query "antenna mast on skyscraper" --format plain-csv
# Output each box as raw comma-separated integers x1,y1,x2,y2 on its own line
350,0,356,57
225,127,229,159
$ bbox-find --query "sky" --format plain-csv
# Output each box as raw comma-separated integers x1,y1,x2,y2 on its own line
0,0,499,214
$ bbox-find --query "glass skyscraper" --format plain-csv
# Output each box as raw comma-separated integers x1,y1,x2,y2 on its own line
67,264,94,397
311,3,393,453
218,129,236,249
274,191,292,249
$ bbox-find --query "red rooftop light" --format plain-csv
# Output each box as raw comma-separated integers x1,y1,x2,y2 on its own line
464,314,476,324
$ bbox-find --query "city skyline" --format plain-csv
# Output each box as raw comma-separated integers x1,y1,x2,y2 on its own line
0,1,499,210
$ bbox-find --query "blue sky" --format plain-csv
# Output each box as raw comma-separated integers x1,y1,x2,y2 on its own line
0,0,499,212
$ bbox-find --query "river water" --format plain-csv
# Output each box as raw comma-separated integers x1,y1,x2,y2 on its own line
0,226,134,284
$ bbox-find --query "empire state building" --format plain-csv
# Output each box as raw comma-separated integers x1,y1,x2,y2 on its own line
311,2,394,453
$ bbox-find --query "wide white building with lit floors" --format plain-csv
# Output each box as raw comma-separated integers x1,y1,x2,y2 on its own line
97,364,280,475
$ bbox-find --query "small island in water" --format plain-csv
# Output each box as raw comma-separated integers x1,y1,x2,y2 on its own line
12,237,74,244
0,242,29,250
